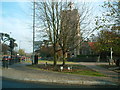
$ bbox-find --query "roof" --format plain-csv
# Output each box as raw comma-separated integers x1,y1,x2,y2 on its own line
88,42,96,49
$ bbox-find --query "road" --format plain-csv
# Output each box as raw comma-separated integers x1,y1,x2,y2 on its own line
2,78,88,88
2,78,119,89
0,61,119,89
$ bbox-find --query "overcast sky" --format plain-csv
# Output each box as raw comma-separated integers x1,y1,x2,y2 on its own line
0,0,106,53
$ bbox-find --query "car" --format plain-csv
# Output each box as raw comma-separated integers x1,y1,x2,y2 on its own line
2,56,11,61
2,55,11,68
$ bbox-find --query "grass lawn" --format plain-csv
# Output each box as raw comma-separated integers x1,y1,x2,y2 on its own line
38,60,79,64
64,70,106,77
26,63,106,77
25,60,78,64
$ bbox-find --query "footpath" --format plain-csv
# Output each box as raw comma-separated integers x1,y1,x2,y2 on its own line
1,61,120,86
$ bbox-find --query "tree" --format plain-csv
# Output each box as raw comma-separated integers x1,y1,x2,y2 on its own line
9,38,18,57
35,1,61,66
0,33,10,44
1,44,10,55
59,8,81,65
95,0,120,31
35,1,93,66
94,0,120,61
18,49,26,56
94,30,120,59
0,33,18,55
103,0,120,27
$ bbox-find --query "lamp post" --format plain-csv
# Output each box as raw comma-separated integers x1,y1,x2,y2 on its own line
0,33,2,56
110,47,113,60
32,0,35,65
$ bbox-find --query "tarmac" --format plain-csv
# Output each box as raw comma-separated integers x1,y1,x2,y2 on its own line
0,61,120,87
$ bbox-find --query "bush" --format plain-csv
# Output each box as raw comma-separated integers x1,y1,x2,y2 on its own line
77,55,98,58
115,59,120,66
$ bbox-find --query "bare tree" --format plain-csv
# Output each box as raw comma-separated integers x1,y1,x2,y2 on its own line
35,0,93,66
36,1,63,66
59,7,81,65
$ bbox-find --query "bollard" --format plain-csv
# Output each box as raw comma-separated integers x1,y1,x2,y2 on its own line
68,67,70,70
45,62,47,66
68,66,72,71
60,66,63,71
46,62,47,65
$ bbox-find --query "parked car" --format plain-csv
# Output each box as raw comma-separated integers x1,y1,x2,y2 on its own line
2,55,11,61
2,55,11,68
21,56,26,61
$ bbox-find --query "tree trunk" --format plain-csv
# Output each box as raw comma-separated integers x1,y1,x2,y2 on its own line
53,45,57,66
62,51,66,66
53,55,57,66
62,59,65,66
108,59,111,65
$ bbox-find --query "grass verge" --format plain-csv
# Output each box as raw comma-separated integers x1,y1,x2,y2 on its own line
26,64,106,77
63,70,106,77
25,60,79,64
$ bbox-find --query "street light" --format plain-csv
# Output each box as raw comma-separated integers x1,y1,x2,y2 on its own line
32,0,35,65
0,33,2,56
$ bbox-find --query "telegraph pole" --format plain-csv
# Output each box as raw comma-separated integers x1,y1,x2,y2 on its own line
32,0,35,64
0,33,2,56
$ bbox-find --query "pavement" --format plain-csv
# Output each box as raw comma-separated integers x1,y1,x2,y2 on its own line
0,61,120,87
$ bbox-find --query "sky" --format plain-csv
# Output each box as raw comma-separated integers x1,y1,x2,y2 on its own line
0,0,106,53
1,1,33,53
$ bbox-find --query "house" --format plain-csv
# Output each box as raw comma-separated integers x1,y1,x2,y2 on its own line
80,41,96,55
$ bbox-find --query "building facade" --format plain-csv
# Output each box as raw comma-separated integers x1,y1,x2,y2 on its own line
60,9,81,57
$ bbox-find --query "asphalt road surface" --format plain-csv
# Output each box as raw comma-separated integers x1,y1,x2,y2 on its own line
2,78,119,89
